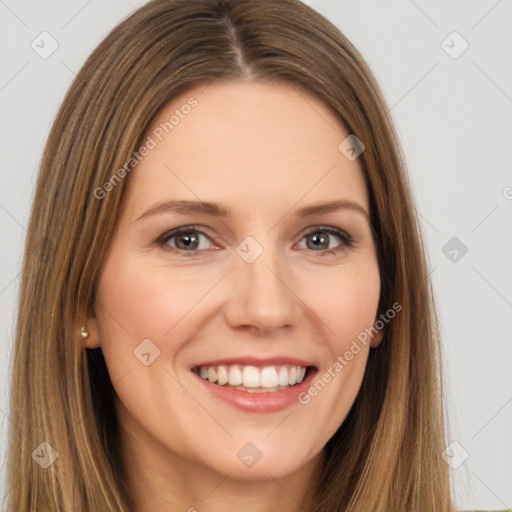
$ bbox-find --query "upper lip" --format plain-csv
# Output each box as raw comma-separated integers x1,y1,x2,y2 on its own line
190,356,316,369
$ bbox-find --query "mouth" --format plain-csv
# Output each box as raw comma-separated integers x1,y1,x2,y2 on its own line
190,357,318,413
191,363,313,393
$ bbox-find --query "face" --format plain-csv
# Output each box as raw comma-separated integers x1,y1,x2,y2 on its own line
87,79,382,485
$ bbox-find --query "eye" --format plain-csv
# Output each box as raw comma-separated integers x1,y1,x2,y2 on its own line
158,226,214,256
297,226,354,256
157,225,354,257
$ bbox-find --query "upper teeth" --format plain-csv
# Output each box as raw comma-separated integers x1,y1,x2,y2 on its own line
196,364,307,388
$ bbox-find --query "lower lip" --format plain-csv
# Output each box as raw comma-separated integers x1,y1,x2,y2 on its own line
192,369,317,413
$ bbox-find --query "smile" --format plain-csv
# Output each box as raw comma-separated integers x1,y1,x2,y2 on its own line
192,363,309,392
190,357,318,413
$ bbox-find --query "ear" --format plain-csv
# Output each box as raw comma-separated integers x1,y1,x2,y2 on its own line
80,309,101,349
370,329,384,348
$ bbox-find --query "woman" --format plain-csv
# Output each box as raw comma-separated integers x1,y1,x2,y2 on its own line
6,0,457,510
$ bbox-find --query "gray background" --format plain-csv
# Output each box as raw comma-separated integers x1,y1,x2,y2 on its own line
1,0,511,509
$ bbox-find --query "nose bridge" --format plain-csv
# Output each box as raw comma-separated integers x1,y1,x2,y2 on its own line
226,232,297,332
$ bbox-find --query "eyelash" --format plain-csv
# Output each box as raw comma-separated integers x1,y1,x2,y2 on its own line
156,225,354,257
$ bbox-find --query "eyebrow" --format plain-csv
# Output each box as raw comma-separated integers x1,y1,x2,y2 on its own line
135,199,370,222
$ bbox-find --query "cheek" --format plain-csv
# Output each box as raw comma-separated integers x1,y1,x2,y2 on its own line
297,262,380,426
95,256,211,341
308,260,381,345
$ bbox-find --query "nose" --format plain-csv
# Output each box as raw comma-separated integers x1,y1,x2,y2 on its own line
224,238,299,335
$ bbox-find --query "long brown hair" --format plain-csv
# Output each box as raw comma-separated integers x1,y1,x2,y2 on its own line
5,0,456,510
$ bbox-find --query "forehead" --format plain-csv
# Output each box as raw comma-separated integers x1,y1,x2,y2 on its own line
125,79,368,217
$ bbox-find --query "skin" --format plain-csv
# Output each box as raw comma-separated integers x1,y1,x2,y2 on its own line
85,79,383,512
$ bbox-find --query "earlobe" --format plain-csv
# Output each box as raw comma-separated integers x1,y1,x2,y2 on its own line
80,315,101,348
370,329,384,348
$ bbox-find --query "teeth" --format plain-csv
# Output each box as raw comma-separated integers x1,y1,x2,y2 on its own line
260,367,278,388
228,365,243,386
243,366,260,387
217,365,229,385
207,367,217,383
288,366,297,385
278,366,289,386
195,363,309,390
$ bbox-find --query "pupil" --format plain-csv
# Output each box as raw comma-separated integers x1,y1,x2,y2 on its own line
310,232,327,249
178,232,198,250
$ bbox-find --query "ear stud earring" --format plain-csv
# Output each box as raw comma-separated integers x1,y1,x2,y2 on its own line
80,326,89,339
